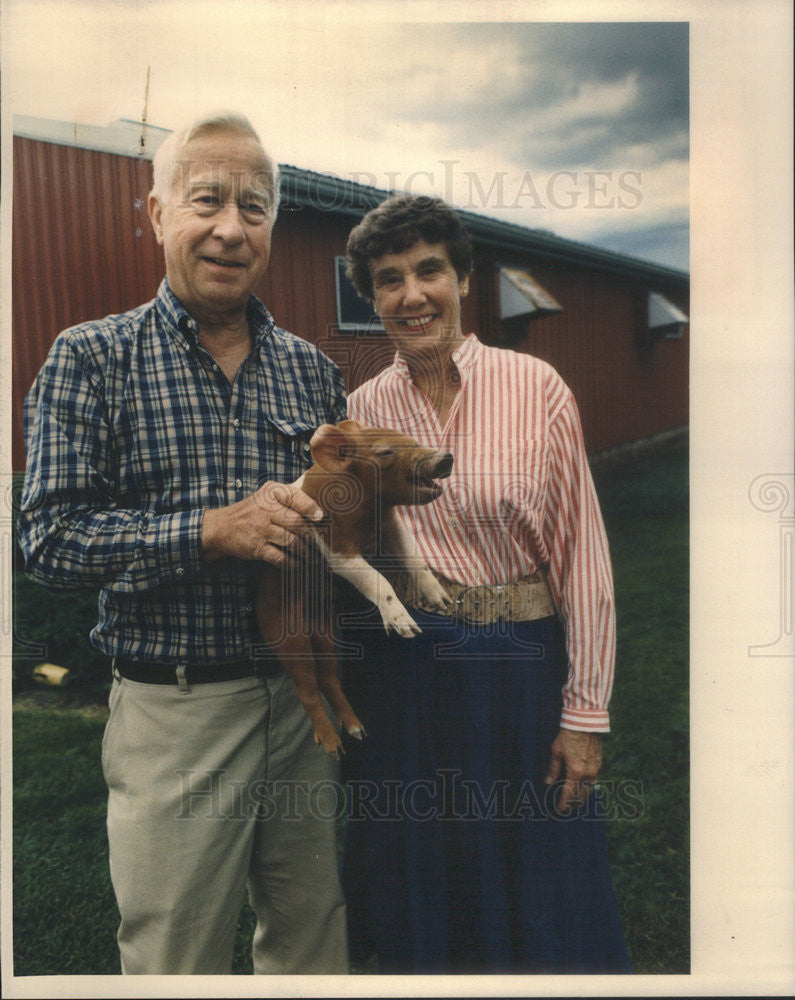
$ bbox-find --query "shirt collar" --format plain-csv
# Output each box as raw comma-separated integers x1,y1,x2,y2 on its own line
392,332,480,382
155,277,276,350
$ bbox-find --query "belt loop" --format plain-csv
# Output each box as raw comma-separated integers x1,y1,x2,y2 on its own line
176,663,191,694
111,656,122,682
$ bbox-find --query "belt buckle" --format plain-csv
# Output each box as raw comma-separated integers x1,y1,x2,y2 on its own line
493,583,514,622
455,583,510,624
251,656,270,677
251,655,283,679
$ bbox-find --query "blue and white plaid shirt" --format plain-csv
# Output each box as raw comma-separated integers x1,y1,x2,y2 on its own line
18,278,347,664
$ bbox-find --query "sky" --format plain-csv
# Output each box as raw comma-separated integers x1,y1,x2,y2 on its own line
3,1,689,271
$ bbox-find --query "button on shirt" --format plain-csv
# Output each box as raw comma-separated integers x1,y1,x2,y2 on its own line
347,334,615,732
18,278,346,664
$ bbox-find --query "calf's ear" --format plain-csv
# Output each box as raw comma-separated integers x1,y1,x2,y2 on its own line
310,423,357,471
336,418,367,433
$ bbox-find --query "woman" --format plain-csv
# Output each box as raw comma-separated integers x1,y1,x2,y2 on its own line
338,193,631,974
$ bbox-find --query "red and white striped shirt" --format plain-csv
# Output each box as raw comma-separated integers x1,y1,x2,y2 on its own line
348,334,616,732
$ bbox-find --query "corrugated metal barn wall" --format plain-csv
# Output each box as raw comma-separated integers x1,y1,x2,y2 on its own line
496,264,689,454
13,137,164,470
12,135,687,469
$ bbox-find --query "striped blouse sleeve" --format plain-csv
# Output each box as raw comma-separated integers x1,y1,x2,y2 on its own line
544,386,616,732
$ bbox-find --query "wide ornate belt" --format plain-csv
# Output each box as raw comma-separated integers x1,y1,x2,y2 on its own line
392,568,556,624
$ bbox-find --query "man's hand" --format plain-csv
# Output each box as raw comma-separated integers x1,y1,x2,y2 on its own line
544,729,603,814
201,482,323,566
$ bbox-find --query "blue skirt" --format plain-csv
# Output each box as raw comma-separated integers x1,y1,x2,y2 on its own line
338,594,632,974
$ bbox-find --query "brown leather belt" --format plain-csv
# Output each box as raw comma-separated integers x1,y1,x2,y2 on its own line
392,569,556,625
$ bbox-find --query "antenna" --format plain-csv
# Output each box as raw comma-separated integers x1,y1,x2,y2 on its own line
140,65,151,153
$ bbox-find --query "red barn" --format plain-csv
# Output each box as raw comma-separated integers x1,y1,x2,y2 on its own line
12,116,689,471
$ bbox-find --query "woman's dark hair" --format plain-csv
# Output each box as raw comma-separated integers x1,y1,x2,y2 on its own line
345,194,473,301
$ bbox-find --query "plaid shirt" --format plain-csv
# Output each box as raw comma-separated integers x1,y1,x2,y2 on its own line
18,278,347,664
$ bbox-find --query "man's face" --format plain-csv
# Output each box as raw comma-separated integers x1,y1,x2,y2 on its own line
148,129,275,324
369,239,469,363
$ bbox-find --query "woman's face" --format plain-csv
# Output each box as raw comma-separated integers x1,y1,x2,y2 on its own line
369,239,469,364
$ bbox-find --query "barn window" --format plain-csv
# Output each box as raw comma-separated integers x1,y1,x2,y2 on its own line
499,267,563,321
334,257,385,332
648,292,688,340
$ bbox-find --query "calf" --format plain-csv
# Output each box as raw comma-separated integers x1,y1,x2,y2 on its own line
256,420,453,758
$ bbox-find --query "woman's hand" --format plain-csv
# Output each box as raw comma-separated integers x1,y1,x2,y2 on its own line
544,729,603,813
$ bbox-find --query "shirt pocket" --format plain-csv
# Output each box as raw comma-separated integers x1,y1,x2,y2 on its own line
258,413,318,482
495,438,549,520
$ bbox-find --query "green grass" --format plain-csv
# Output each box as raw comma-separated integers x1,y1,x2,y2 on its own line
12,701,120,975
11,441,689,976
595,440,690,973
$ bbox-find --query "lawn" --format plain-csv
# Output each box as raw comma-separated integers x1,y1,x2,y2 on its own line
594,439,690,974
10,439,689,976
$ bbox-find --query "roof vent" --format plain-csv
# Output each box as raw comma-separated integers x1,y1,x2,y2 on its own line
648,292,688,340
499,267,563,321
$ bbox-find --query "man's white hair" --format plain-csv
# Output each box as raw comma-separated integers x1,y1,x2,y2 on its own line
150,110,280,221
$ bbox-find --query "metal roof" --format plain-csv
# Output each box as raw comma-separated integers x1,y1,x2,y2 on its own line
13,113,171,160
280,164,690,285
14,114,689,287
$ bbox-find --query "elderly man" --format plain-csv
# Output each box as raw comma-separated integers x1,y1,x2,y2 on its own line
17,112,348,974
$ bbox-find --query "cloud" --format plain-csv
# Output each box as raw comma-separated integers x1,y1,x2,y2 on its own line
318,19,689,268
359,21,689,174
4,4,689,270
595,220,690,271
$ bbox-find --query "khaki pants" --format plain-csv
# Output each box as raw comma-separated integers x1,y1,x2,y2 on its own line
101,671,348,974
